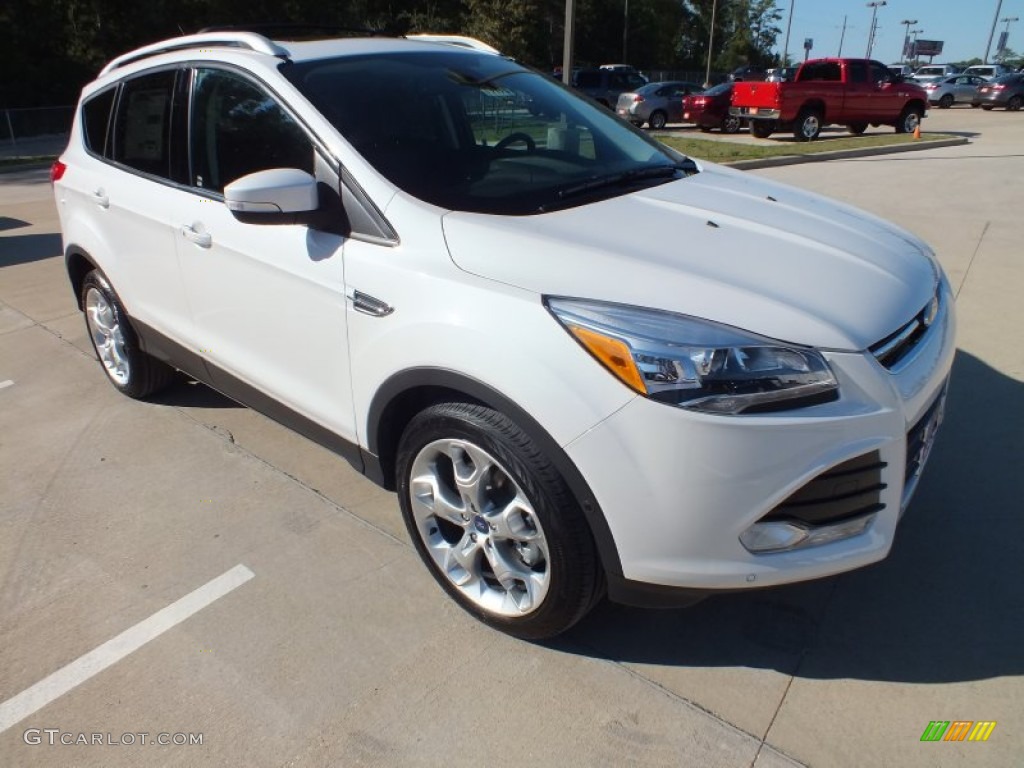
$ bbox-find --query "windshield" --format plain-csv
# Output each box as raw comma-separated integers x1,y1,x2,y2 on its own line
283,50,688,214
917,67,943,76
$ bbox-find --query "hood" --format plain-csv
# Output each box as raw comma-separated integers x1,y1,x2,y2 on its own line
441,164,937,351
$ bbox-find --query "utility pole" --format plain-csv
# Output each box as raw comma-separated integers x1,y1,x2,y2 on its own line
838,15,848,57
780,0,795,68
984,0,1004,63
705,0,719,87
900,18,918,63
562,0,575,85
622,0,629,62
866,1,887,59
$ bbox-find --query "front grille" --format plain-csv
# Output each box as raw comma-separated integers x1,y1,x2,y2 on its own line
762,450,887,526
870,291,940,370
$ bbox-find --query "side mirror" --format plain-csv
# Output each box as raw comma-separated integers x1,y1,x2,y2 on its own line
224,168,319,215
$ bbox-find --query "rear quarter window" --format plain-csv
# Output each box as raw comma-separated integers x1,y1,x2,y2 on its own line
82,87,116,157
112,70,177,179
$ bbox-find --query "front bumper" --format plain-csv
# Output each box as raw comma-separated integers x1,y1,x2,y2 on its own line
564,281,956,598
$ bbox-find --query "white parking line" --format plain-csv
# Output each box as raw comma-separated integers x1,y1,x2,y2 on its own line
0,564,254,733
0,380,13,390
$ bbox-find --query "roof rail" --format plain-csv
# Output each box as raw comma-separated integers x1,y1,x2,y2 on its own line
406,35,502,55
99,32,289,77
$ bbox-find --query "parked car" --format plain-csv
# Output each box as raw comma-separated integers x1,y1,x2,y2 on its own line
682,81,743,133
732,58,929,140
972,72,1024,110
729,65,767,81
573,67,648,107
963,64,1015,81
766,67,799,82
912,64,963,84
616,80,704,128
54,30,955,639
923,74,988,108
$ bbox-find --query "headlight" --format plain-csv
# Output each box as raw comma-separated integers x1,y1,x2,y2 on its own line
546,298,838,415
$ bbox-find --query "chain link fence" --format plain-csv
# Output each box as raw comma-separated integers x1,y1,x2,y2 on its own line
1,107,74,145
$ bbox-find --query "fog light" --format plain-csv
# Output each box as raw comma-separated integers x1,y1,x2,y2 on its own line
740,513,876,554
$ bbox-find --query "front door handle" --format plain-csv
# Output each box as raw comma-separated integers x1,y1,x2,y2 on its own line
90,190,109,208
181,224,212,249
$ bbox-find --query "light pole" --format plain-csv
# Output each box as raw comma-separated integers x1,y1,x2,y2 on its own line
900,18,918,63
984,0,1004,63
997,16,1020,60
866,1,887,59
780,1,795,68
705,0,719,87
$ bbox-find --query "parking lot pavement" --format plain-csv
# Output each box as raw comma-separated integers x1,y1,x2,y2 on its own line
2,106,1022,767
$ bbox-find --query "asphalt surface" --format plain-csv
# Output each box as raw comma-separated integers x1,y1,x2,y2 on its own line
1,106,1021,767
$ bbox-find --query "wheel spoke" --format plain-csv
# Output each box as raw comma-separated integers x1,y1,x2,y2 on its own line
410,472,467,527
442,533,481,587
490,498,542,542
446,440,496,514
483,541,542,613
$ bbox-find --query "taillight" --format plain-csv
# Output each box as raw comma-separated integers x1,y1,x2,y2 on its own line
50,160,66,183
992,84,1006,90
633,94,644,103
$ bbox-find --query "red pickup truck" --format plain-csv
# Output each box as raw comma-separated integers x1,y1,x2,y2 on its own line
730,58,929,140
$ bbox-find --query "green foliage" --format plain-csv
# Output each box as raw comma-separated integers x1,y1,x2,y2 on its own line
0,0,785,107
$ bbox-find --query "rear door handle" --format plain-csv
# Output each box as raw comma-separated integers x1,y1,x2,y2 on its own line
181,224,212,249
90,190,109,208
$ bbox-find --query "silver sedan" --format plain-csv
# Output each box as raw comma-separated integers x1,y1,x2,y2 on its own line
923,74,988,108
616,81,704,128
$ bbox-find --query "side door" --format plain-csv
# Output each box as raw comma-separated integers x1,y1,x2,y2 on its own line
844,60,871,123
868,60,903,118
172,66,357,444
90,68,194,341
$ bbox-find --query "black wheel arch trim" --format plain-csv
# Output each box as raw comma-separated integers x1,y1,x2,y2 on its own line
367,367,624,578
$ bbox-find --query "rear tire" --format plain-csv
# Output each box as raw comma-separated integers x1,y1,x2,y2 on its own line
982,105,994,111
648,110,667,129
81,270,175,399
750,121,775,139
794,108,822,141
396,402,602,640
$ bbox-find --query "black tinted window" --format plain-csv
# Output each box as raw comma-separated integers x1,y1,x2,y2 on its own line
112,70,176,177
849,62,868,83
799,62,842,82
82,87,116,157
190,68,313,193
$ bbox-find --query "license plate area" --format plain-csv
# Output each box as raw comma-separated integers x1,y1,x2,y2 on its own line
901,384,948,510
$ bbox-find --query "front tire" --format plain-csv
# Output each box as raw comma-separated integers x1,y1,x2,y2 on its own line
896,105,923,133
648,110,667,129
397,402,602,639
81,271,175,399
938,94,954,109
847,122,868,135
1008,95,1023,111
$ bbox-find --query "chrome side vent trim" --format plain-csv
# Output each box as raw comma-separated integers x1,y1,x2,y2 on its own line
350,290,394,317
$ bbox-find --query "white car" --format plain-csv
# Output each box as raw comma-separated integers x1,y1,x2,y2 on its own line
53,31,956,638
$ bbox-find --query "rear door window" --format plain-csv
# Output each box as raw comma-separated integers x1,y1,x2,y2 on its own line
112,70,177,178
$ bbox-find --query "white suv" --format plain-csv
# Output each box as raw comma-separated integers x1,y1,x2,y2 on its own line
53,31,956,638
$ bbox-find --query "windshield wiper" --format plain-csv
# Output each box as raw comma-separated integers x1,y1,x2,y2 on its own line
555,159,698,200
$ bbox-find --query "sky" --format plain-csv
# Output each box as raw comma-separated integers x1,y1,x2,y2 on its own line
774,0,1024,64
